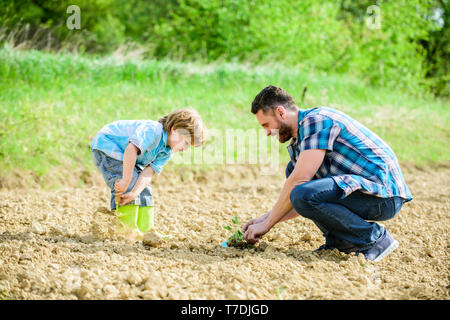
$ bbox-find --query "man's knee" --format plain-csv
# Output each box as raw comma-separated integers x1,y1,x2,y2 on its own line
289,184,316,212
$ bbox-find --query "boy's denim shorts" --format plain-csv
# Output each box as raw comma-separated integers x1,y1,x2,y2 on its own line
92,149,154,210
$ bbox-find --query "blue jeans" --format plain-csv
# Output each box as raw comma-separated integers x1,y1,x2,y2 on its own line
92,149,154,210
285,161,404,250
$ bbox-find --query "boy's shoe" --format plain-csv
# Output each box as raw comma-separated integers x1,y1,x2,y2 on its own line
152,230,173,240
116,205,139,230
136,206,173,239
357,229,398,262
137,206,154,234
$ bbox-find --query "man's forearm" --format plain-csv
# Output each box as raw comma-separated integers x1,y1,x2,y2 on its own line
279,208,299,222
264,177,307,230
257,149,324,235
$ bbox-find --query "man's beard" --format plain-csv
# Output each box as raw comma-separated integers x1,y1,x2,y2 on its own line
276,120,293,143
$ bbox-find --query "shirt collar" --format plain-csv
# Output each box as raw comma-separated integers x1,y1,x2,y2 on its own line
287,109,306,147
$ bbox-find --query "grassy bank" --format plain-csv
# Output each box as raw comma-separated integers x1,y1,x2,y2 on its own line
0,45,449,187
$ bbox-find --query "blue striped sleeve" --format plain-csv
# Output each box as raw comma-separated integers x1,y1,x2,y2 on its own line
299,115,341,152
150,152,171,175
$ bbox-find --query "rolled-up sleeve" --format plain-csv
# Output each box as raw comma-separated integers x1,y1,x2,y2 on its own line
300,115,341,152
149,152,171,175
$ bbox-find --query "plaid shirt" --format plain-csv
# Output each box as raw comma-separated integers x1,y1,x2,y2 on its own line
287,107,413,201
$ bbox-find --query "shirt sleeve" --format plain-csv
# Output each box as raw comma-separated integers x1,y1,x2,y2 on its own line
128,123,161,155
299,115,341,152
149,152,171,175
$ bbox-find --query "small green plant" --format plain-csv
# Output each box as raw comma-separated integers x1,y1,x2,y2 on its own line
0,290,11,300
275,285,286,300
223,214,251,248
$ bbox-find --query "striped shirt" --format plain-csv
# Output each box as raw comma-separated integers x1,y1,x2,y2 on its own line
287,107,413,201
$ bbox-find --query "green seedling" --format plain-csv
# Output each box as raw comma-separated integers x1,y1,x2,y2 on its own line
0,290,11,300
275,285,286,300
223,214,253,249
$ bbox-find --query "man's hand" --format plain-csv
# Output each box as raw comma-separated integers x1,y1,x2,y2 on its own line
114,178,130,195
242,212,270,233
243,221,270,244
118,191,138,206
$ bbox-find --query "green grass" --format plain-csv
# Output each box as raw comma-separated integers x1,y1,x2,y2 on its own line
0,45,449,186
0,290,11,300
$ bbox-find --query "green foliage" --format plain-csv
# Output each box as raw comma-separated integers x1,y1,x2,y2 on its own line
275,285,286,300
420,0,449,97
0,0,448,96
0,290,10,300
223,214,245,244
0,46,448,185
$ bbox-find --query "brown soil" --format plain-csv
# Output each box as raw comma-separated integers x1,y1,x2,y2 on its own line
226,238,255,250
0,165,448,300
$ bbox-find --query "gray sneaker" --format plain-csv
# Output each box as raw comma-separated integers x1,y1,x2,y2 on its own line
358,229,398,262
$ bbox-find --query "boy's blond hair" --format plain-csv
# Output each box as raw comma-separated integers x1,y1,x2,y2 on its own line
159,108,207,147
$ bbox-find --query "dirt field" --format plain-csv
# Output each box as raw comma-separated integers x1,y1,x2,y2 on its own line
0,164,448,300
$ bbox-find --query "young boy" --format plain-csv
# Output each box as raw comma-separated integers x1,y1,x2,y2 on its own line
91,108,206,235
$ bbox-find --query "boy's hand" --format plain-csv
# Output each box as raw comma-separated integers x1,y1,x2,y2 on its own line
118,191,138,206
114,178,130,195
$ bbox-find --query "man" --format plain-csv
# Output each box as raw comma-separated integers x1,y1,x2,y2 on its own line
242,85,412,262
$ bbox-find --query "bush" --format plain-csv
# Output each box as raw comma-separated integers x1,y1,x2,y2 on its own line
0,0,448,96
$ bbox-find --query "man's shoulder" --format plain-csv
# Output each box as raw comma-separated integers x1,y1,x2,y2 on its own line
300,106,355,128
303,106,346,118
299,107,340,125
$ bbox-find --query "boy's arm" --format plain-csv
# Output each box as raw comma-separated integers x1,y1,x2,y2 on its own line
118,166,155,205
130,166,155,196
122,143,139,184
114,143,139,194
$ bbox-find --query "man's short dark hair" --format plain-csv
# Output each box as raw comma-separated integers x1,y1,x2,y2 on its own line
251,85,297,114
